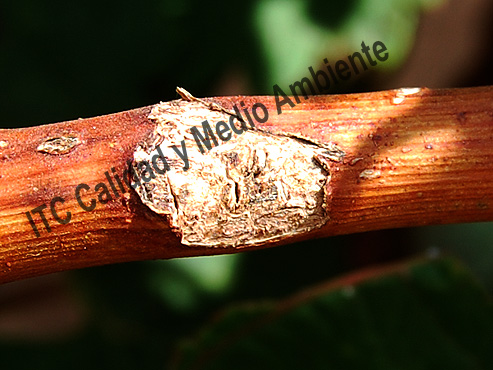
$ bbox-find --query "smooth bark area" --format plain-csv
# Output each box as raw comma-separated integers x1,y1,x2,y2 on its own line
1,86,493,283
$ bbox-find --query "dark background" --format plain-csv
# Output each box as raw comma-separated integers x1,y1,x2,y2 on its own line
1,0,493,368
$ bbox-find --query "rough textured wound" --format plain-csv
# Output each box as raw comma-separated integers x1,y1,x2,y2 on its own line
132,94,333,248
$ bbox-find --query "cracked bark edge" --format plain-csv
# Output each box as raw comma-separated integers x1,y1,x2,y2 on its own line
132,90,339,248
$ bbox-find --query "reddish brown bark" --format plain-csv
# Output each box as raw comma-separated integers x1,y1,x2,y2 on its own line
1,86,493,283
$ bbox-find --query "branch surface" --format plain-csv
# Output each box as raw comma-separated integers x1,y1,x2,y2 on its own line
1,86,493,283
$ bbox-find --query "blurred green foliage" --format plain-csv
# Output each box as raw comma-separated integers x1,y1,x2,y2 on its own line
0,0,443,127
1,0,492,369
172,258,493,370
255,0,445,90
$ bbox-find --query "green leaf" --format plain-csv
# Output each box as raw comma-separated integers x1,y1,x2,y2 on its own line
172,258,493,370
147,254,241,313
254,0,448,90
